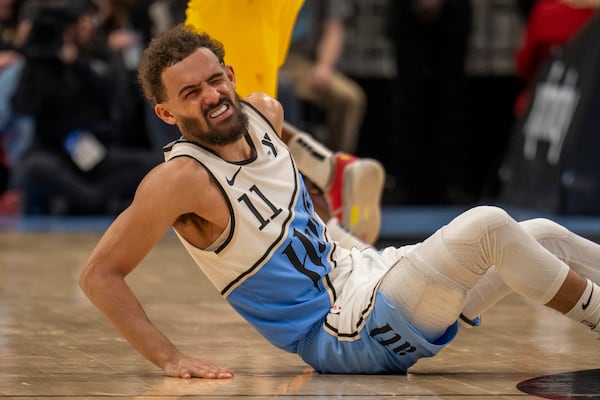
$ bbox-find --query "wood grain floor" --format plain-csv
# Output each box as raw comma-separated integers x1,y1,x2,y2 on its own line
1,231,599,399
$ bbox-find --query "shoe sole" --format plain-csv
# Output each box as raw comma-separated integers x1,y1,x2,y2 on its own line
341,159,385,245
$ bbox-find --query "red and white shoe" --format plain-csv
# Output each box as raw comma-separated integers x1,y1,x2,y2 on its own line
326,153,385,245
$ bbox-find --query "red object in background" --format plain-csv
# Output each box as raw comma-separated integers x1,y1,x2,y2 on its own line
514,1,597,117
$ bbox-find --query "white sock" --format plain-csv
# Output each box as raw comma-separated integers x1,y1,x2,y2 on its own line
286,131,333,191
565,279,600,331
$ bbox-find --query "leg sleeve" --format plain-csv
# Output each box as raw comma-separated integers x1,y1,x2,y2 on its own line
380,206,571,340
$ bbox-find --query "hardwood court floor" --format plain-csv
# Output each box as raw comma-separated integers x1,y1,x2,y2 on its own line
1,231,600,399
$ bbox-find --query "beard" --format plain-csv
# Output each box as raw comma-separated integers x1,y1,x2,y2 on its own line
179,95,249,146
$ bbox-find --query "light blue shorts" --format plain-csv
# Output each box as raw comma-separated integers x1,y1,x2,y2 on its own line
297,292,458,374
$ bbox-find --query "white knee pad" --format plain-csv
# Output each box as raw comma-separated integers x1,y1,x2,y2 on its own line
519,218,571,242
379,257,468,341
441,206,511,242
415,205,569,305
412,206,512,289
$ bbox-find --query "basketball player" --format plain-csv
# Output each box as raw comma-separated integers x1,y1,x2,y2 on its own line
80,26,600,379
184,0,383,245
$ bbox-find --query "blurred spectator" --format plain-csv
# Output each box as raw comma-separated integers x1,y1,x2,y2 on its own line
91,0,163,150
145,0,189,147
0,0,21,54
0,0,24,213
514,0,599,118
388,0,472,204
183,0,305,130
337,0,401,203
149,0,187,34
185,0,303,98
0,59,30,214
10,2,160,215
280,0,366,154
516,0,538,19
462,0,524,201
498,6,600,214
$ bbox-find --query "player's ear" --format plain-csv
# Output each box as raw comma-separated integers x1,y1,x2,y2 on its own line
225,64,236,88
154,103,176,125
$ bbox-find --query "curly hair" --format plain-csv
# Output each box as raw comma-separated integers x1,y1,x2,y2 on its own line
137,24,226,105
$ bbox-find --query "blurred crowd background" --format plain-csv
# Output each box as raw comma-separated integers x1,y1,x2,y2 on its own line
0,0,598,217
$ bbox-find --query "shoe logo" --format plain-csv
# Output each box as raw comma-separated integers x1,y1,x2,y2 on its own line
226,166,242,186
582,285,593,310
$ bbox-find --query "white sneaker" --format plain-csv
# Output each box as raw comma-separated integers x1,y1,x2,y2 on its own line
326,153,385,245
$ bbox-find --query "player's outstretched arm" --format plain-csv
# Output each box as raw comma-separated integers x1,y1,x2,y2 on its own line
79,162,234,379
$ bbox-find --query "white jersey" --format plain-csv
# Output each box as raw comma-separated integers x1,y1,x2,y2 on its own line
163,102,393,353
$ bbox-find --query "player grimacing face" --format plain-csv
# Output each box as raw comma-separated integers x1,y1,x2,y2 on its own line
156,47,248,147
177,93,248,146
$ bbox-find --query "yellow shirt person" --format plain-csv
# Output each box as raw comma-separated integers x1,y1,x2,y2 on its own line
185,0,304,98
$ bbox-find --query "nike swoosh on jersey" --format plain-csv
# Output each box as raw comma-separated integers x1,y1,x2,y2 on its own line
226,166,242,186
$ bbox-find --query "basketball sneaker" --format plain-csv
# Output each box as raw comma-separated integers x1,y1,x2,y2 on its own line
326,153,385,245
